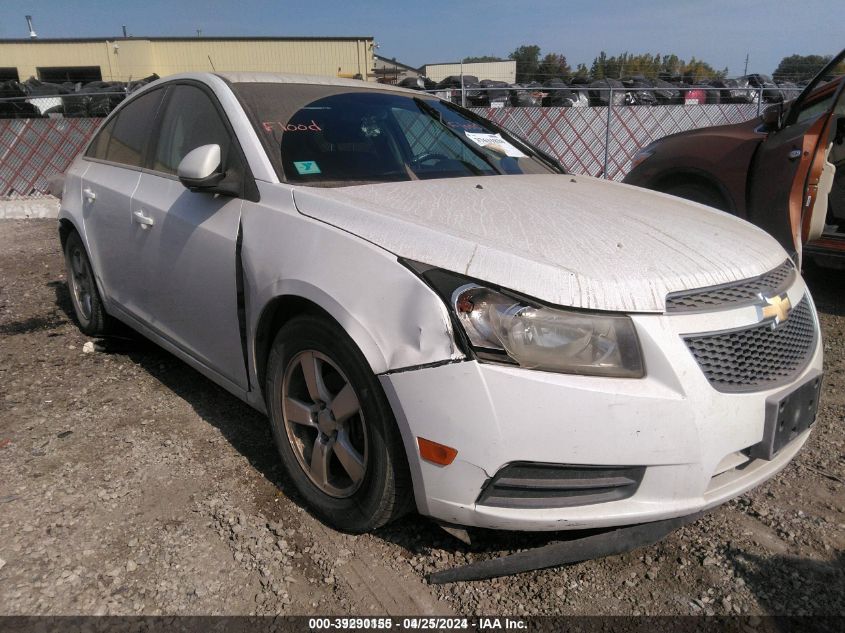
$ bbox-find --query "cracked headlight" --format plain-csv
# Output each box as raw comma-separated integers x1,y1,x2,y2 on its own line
406,262,644,378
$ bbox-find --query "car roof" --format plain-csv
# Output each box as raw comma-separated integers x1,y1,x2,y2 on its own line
213,71,422,96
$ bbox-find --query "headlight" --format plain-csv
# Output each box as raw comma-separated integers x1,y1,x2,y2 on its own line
405,262,644,378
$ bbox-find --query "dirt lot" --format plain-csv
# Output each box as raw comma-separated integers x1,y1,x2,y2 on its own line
1,219,843,617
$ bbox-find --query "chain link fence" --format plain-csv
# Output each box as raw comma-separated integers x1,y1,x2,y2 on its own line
0,118,101,198
470,89,761,180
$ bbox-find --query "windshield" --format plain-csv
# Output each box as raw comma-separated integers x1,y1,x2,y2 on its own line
234,83,562,186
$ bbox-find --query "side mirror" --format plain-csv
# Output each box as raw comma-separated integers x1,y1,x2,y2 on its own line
177,144,225,190
761,104,782,131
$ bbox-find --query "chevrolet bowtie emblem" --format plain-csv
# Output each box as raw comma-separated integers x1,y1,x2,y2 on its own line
758,292,792,326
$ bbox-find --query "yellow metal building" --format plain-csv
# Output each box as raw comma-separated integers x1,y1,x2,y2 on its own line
0,36,375,83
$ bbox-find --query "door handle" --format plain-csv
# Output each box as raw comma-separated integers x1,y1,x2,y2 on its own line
132,210,154,229
788,149,803,161
83,187,96,202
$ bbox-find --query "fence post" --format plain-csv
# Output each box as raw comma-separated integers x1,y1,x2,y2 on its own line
603,86,613,179
756,86,763,116
460,62,466,108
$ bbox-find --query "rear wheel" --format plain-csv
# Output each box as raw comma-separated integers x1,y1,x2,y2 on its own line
266,315,413,532
660,181,728,211
64,231,113,336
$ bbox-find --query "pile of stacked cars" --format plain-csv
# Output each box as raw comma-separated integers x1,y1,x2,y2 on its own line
0,74,159,118
392,72,803,108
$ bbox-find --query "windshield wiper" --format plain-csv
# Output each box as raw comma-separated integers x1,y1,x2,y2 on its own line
412,98,502,174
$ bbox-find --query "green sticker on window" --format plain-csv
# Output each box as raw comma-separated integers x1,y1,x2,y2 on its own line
293,160,321,175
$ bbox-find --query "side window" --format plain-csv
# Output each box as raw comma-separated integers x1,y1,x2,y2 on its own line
795,91,836,125
103,89,164,167
152,85,234,175
85,117,116,160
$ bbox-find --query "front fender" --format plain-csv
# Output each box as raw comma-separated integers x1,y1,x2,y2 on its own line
242,183,462,387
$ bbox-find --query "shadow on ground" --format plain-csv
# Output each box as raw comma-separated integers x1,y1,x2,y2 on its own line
725,548,844,622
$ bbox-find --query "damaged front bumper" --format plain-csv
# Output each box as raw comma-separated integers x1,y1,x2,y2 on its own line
379,310,822,533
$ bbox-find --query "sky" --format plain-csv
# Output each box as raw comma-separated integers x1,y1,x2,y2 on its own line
4,0,841,76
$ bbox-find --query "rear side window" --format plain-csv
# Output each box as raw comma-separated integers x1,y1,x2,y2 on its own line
152,85,233,175
86,118,115,160
86,88,164,167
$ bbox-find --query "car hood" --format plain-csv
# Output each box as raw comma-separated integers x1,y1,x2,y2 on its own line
292,174,787,313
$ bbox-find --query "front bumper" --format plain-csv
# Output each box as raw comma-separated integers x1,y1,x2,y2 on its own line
380,279,822,531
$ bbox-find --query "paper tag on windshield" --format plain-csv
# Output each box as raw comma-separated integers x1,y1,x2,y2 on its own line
464,132,526,158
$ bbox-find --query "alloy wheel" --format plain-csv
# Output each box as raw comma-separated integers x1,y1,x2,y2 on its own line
281,350,368,498
68,245,94,322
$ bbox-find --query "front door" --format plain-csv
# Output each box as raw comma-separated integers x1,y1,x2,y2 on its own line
748,50,845,259
129,83,248,390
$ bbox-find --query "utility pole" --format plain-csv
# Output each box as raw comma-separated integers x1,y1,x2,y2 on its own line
743,53,749,75
122,25,127,37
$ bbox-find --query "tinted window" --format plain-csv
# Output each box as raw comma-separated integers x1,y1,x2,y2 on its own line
152,85,233,175
85,117,115,160
103,89,164,167
795,91,837,125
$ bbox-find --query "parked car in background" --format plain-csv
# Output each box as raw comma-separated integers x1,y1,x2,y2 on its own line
59,72,822,538
624,50,845,267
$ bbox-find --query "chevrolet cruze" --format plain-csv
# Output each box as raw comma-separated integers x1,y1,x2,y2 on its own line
59,72,823,533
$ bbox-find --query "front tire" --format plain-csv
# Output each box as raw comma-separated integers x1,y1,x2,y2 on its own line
64,231,113,336
266,315,413,532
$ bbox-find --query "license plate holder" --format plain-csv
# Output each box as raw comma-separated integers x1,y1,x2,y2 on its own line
749,369,823,461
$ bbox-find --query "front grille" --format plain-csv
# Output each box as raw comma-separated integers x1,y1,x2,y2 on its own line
666,260,795,313
476,462,645,509
683,295,816,393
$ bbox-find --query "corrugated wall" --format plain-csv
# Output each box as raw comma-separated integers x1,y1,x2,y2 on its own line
2,41,111,81
423,61,517,83
149,40,372,78
0,38,374,82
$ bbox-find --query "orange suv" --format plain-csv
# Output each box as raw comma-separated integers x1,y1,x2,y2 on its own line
624,49,845,267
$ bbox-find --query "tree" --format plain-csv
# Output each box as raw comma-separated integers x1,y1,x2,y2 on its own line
537,53,572,81
590,51,609,79
509,44,541,83
589,51,726,81
462,55,505,63
681,57,727,83
773,54,837,82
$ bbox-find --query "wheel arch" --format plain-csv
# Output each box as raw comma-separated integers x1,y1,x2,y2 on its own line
651,169,736,214
58,217,78,251
252,290,388,409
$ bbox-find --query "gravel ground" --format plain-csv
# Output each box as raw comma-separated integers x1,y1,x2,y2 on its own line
0,219,843,616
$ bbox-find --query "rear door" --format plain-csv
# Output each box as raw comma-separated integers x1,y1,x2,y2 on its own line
128,82,248,389
81,88,165,317
748,50,845,257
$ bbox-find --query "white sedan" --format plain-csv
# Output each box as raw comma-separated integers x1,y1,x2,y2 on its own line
58,72,823,533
